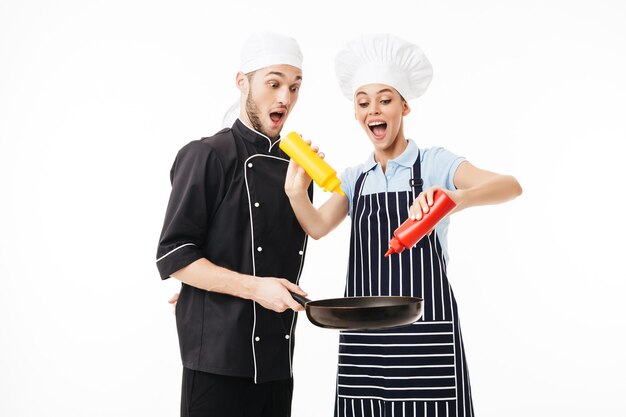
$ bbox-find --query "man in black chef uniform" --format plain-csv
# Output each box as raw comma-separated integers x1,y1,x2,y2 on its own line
156,32,311,417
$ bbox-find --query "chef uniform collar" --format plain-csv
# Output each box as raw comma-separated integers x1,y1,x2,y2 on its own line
335,33,433,101
232,118,278,152
222,32,303,127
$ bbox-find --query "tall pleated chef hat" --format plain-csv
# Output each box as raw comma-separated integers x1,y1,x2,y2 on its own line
335,33,433,101
223,32,303,127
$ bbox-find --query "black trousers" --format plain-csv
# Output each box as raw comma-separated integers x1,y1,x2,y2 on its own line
181,368,293,417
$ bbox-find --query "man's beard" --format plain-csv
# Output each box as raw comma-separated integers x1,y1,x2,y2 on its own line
245,93,280,140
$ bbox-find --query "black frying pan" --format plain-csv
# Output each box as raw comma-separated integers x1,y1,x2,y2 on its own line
290,292,423,331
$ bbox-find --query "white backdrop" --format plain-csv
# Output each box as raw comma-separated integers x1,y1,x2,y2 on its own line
1,0,625,416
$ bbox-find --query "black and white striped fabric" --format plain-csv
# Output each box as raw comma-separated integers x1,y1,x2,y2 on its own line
335,156,474,417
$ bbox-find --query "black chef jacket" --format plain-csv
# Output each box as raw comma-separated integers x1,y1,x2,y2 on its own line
156,119,311,383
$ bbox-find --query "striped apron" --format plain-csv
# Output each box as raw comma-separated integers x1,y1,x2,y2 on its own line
335,155,474,417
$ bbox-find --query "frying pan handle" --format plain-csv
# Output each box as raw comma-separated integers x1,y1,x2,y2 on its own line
289,291,311,306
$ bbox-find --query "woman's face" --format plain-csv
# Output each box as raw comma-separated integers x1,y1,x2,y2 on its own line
239,64,302,140
353,83,410,154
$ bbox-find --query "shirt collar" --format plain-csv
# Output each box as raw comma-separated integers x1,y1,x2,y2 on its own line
363,139,418,172
232,118,278,152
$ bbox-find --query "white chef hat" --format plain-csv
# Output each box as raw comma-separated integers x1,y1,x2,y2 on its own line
240,32,303,73
335,33,433,101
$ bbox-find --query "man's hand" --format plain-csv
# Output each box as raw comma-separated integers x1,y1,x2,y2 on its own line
250,277,307,313
168,292,179,314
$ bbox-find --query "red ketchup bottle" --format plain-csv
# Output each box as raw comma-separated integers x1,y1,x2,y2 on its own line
384,190,457,257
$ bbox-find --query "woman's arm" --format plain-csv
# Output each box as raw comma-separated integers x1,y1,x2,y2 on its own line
409,161,522,219
285,159,349,239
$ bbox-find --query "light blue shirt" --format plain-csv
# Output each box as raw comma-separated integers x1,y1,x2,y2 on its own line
339,139,465,262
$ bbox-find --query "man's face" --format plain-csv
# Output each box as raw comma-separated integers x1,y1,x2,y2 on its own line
240,64,302,140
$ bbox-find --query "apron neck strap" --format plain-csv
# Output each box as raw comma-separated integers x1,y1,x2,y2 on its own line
410,149,423,201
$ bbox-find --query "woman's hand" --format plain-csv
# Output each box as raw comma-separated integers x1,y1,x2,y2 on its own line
284,136,324,198
285,159,312,198
408,186,461,220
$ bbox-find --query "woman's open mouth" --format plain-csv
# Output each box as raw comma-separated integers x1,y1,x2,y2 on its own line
368,121,387,140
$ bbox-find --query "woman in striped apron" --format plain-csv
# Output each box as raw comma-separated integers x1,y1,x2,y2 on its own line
336,145,473,416
284,33,522,417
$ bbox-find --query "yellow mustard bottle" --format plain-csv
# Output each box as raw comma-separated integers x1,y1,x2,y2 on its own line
279,131,345,196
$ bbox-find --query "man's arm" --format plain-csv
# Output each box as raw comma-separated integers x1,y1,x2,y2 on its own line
172,258,305,312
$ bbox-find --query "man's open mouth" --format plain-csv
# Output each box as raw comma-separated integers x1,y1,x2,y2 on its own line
270,111,285,123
